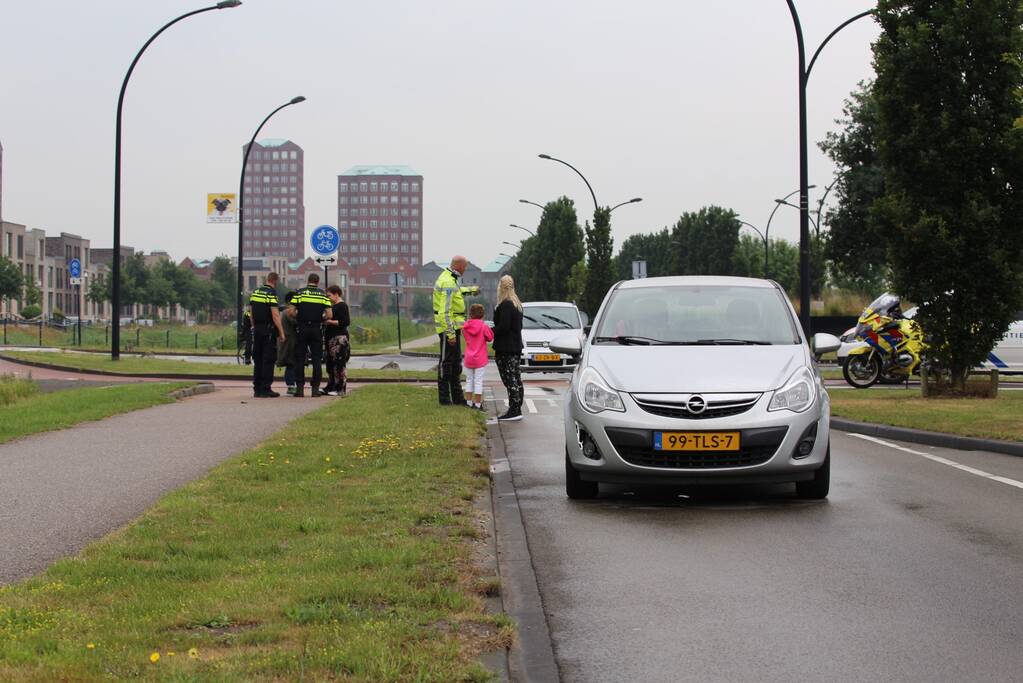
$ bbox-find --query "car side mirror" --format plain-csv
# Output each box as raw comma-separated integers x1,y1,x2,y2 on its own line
811,333,842,356
550,334,583,356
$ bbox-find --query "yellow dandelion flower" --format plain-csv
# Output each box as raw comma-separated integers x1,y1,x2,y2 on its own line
86,642,95,649
324,456,331,462
284,459,290,464
168,651,175,656
149,652,161,663
188,647,199,659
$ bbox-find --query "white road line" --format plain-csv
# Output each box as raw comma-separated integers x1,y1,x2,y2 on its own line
546,399,557,406
850,434,1023,490
525,399,538,414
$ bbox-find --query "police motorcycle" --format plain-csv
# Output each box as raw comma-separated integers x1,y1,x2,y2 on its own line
842,293,926,388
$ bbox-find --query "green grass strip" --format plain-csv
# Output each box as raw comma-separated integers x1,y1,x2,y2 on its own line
0,385,508,681
2,351,436,381
829,390,1023,442
0,382,195,444
0,376,38,407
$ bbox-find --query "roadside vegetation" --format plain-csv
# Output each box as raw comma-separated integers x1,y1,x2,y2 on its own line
829,390,1023,443
0,381,195,444
0,385,508,681
1,351,436,381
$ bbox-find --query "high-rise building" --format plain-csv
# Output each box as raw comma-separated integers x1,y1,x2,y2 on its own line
337,165,423,266
241,139,305,262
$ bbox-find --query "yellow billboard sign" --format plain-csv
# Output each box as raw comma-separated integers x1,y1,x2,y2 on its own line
207,193,237,223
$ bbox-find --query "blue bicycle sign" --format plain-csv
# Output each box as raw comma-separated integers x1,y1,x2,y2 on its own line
69,258,82,278
310,225,340,256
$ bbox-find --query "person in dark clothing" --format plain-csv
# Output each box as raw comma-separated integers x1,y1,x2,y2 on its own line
248,272,286,398
323,285,351,397
240,310,253,364
493,274,524,421
289,273,332,397
276,291,299,394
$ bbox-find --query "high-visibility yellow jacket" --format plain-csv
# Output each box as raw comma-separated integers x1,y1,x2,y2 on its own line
433,268,475,338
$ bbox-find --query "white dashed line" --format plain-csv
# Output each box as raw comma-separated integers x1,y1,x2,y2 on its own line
851,434,1023,490
525,399,538,414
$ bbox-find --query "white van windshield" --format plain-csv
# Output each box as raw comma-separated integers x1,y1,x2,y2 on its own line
522,306,580,330
593,285,800,345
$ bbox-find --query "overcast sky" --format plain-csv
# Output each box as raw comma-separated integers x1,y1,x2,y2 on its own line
0,0,879,267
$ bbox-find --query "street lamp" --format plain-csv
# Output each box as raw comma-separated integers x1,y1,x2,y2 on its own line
502,241,521,250
499,253,517,260
814,174,843,237
775,198,820,234
736,219,768,276
509,223,536,237
236,95,306,350
111,0,242,360
610,197,643,213
785,1,874,334
518,199,546,210
538,153,598,212
765,186,814,276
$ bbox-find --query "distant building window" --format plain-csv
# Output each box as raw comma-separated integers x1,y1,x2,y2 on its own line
370,208,378,216
411,182,420,192
390,195,398,204
411,208,420,216
370,196,378,204
401,208,409,216
339,182,348,192
390,182,399,191
370,182,378,192
391,208,399,216
360,208,368,217
401,182,409,192
360,182,368,191
412,197,419,204
351,221,359,228
290,151,297,159
401,196,409,205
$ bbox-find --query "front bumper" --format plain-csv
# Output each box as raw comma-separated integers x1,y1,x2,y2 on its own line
520,351,579,373
564,388,830,485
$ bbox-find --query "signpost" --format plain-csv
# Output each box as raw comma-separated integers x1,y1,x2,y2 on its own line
310,225,340,287
631,260,647,280
391,272,405,351
69,258,82,345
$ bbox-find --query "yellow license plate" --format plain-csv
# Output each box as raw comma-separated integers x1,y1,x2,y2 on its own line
654,432,740,451
533,354,560,362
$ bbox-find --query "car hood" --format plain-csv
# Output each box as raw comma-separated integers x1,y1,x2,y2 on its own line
522,328,582,345
587,344,807,393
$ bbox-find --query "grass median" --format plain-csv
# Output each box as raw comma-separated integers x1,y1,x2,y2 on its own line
0,384,508,681
1,351,436,382
829,390,1023,442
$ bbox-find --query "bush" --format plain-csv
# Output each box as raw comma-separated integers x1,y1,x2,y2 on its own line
19,305,41,319
52,308,66,322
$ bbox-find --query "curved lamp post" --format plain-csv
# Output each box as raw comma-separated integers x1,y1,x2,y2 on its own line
518,199,546,210
236,95,306,349
499,253,517,260
765,185,813,276
610,197,643,213
502,241,521,250
814,174,842,237
785,1,874,334
775,198,820,234
111,0,242,360
538,153,598,212
509,223,536,237
736,219,769,276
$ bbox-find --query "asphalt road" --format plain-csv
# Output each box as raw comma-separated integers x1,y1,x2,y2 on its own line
490,379,1023,682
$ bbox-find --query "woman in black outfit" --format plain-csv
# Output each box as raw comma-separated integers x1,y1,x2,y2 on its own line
323,285,352,396
493,274,524,421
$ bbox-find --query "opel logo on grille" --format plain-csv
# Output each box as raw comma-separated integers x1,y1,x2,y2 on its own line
686,395,707,414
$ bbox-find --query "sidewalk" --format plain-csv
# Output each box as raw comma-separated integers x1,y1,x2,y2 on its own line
0,386,325,584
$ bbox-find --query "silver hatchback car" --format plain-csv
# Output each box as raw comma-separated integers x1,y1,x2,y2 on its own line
550,276,841,500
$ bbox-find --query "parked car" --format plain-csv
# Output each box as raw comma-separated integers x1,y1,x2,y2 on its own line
519,301,587,373
837,306,1023,374
550,276,841,500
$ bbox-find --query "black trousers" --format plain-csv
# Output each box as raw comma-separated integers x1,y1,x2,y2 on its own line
438,331,465,404
251,326,276,392
294,324,323,390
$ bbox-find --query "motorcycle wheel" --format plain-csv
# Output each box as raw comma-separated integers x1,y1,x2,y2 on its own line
843,354,881,389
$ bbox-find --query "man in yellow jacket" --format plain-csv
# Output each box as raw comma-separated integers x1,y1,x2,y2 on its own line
434,255,479,405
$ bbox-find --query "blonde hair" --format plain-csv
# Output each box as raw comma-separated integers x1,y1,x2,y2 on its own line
497,275,522,311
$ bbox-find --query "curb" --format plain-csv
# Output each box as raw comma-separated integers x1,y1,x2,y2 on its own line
831,417,1023,457
0,354,434,384
486,420,560,683
28,346,387,359
167,382,216,400
400,350,441,359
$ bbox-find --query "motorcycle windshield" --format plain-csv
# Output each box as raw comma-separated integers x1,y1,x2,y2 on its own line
865,293,900,316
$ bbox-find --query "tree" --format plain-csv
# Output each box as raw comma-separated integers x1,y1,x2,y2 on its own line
872,0,1023,390
411,291,432,319
87,276,109,305
20,276,41,308
565,259,587,307
581,207,614,316
615,228,674,280
669,206,740,276
819,81,890,293
361,291,382,315
0,256,24,308
509,196,585,303
731,235,800,295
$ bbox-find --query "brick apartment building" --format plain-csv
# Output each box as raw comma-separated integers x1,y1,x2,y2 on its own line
337,166,423,267
241,139,305,262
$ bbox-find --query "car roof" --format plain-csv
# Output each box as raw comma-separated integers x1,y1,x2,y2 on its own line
615,275,776,290
522,301,579,308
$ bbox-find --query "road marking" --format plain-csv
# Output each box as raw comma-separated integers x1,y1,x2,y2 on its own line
851,434,1023,490
525,399,538,414
546,399,557,406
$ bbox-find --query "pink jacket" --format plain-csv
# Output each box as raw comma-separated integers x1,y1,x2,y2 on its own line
462,318,494,369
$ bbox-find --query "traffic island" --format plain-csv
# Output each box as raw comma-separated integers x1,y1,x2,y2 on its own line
0,385,512,681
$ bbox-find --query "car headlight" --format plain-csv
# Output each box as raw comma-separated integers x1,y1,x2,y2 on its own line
576,366,625,413
768,367,816,413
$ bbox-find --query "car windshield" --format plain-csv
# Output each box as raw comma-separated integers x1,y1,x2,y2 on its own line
593,285,800,345
522,306,580,330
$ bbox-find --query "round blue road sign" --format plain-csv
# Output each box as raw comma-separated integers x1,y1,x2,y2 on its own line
310,225,340,256
69,258,82,278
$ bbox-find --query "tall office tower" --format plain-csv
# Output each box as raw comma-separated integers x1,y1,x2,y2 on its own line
337,166,423,266
241,139,305,261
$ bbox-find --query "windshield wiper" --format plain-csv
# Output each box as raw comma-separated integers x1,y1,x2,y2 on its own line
522,314,551,329
592,335,666,346
693,338,772,345
541,314,575,328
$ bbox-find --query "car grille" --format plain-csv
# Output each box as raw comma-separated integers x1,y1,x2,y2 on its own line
605,426,787,470
526,341,547,348
632,393,761,420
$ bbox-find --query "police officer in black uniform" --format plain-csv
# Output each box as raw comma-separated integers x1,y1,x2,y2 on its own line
248,272,286,398
289,272,332,397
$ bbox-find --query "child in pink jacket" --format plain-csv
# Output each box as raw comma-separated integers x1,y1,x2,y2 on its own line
462,303,494,410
